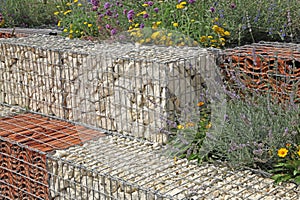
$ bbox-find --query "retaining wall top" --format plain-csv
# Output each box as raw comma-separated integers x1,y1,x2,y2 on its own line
0,34,210,61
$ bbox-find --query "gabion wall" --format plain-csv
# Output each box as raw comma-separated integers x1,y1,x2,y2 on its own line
0,35,212,143
1,35,300,200
219,41,300,103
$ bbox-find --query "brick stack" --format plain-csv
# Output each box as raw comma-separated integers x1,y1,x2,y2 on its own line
0,113,105,199
0,140,49,199
219,42,300,103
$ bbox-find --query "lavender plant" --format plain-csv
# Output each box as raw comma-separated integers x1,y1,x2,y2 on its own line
199,87,300,170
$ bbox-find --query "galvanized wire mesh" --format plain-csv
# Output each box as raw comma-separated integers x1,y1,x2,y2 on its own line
218,41,300,103
0,35,300,200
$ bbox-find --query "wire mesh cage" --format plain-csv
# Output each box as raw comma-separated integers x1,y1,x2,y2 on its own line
218,41,300,103
0,35,300,200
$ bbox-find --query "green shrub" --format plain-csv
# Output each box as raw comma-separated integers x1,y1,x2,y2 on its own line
1,0,58,28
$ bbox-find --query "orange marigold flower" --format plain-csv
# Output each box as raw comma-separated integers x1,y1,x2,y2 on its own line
277,148,288,158
197,102,204,106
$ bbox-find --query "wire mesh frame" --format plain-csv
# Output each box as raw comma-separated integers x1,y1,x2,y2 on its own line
217,41,300,103
0,38,295,199
0,41,205,144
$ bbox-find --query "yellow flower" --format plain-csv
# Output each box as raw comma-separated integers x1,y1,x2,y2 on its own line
139,39,145,44
69,34,73,39
200,36,206,43
57,21,61,27
63,28,68,32
224,31,230,36
78,3,82,7
56,5,60,8
177,124,184,130
54,11,60,15
142,3,149,7
197,102,205,106
186,122,195,128
297,149,300,157
278,148,288,158
84,21,88,25
191,19,195,23
63,10,72,15
145,38,151,43
167,40,173,46
211,39,217,43
151,31,160,40
134,23,139,28
66,2,72,6
206,123,212,129
88,24,93,27
69,29,73,33
137,11,147,16
173,22,178,27
176,1,187,9
207,35,213,39
156,21,161,25
74,0,78,2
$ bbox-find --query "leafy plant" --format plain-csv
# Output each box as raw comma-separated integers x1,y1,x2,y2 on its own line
270,144,300,184
0,0,58,28
54,0,102,39
166,101,212,163
199,88,300,170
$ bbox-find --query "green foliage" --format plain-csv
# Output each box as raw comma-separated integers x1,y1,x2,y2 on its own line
167,102,212,164
199,90,300,169
0,0,58,28
270,144,300,184
54,0,101,39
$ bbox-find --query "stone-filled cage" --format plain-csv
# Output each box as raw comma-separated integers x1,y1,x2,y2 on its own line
1,35,300,200
0,35,216,199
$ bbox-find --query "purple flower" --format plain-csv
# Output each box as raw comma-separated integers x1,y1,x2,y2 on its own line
106,10,113,16
123,9,127,15
111,28,117,35
143,13,149,18
230,3,236,9
91,0,99,7
104,2,111,9
210,7,215,12
188,0,196,3
253,149,263,156
140,23,145,29
154,7,159,13
128,9,134,15
105,24,111,29
127,9,135,21
114,13,119,18
147,1,154,6
98,14,104,21
127,14,134,21
92,6,98,11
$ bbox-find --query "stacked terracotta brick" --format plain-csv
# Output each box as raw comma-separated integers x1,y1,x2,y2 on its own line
0,113,105,199
219,42,300,103
0,32,28,38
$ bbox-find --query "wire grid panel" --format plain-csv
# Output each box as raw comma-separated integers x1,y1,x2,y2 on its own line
1,112,299,200
218,41,300,103
0,35,209,143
